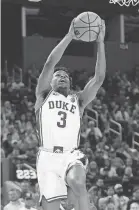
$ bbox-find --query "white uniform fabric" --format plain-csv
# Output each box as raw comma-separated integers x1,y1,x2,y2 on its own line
36,91,81,150
35,91,85,202
37,148,86,202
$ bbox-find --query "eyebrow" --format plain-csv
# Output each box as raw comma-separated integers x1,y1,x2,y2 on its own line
55,72,69,77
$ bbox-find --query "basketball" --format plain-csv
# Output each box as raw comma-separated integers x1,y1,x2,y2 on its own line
73,12,102,42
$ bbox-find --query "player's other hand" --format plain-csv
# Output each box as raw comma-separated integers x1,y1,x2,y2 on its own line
97,19,105,42
68,18,77,40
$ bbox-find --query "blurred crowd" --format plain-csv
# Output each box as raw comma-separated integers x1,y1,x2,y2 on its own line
1,65,139,210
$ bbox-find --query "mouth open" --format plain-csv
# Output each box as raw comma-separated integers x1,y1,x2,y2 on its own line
59,80,66,83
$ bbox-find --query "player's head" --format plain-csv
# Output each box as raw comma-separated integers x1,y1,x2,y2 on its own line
51,67,72,93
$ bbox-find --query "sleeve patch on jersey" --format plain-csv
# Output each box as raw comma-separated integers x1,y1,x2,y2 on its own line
70,97,75,103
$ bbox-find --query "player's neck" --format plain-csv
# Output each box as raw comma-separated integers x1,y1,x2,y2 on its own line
56,88,69,97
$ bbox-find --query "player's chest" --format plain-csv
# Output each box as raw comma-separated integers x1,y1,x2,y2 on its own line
43,94,78,115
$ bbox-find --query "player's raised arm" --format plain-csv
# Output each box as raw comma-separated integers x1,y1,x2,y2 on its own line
36,21,75,97
79,20,106,109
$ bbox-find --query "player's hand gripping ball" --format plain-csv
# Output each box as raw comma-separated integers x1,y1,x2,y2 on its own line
96,19,105,42
72,12,103,42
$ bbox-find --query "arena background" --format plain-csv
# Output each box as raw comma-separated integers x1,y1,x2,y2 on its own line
1,0,139,209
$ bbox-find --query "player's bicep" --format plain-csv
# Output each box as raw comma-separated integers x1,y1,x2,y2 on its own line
35,61,54,96
79,76,103,108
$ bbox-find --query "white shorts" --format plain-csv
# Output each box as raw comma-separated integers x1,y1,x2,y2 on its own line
36,148,87,202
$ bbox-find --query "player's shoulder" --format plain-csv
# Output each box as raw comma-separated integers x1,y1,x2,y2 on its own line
70,90,80,99
71,91,84,107
70,91,84,116
35,89,53,112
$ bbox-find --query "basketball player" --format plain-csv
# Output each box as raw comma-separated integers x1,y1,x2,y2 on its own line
35,19,106,210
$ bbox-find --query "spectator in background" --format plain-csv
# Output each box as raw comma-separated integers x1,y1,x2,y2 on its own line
80,122,89,146
127,188,139,210
99,104,110,132
109,149,125,170
11,78,24,90
128,201,139,210
23,69,32,87
127,187,139,210
133,188,139,200
125,158,133,169
7,146,20,160
19,192,37,210
96,178,106,198
98,186,116,210
25,147,37,168
115,105,130,122
4,188,24,210
132,103,139,130
123,166,133,181
117,142,132,160
2,101,12,120
85,148,94,163
95,149,105,168
16,114,27,133
2,133,13,157
21,181,31,200
87,161,98,185
109,101,119,120
87,121,102,151
100,158,116,179
21,96,30,113
32,183,40,209
116,89,127,107
113,184,129,210
88,186,99,208
93,98,102,113
10,125,20,141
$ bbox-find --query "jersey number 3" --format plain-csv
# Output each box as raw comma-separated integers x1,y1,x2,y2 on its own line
57,111,67,128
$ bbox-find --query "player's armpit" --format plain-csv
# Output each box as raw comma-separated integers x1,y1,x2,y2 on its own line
78,75,105,109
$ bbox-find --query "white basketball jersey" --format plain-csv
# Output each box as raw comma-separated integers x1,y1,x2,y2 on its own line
36,91,81,150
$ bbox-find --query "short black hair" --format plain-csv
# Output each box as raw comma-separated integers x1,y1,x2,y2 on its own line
54,66,71,76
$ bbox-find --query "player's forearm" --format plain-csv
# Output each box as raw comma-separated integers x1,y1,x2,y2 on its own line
36,33,73,95
94,41,106,82
45,33,72,68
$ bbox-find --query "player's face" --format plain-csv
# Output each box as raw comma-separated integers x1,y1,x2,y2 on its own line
51,70,70,91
